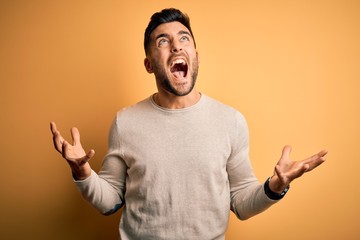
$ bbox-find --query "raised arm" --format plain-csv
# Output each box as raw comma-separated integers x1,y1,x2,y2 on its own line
269,145,328,193
50,121,95,180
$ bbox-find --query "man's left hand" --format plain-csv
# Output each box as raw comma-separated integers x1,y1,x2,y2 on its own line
269,145,328,193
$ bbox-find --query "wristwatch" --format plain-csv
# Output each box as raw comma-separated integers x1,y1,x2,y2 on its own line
264,177,289,200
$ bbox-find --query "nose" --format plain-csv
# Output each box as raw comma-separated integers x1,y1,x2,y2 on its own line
171,41,182,53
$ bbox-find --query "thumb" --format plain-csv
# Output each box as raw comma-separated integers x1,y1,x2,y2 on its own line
279,145,292,162
79,149,95,166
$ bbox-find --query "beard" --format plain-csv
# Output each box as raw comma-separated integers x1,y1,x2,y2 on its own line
152,56,199,97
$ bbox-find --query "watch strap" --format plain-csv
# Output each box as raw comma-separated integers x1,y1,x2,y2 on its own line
264,177,289,200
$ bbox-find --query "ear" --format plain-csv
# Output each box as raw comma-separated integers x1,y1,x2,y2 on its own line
144,58,153,73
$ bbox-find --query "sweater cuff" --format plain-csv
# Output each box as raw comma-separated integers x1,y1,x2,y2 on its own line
73,169,94,183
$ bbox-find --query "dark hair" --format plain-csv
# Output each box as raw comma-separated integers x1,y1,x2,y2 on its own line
144,8,196,54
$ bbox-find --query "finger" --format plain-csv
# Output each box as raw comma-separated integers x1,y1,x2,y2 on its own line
306,158,326,172
53,132,63,153
62,140,69,159
50,121,57,134
278,145,292,165
51,123,65,153
302,150,328,170
304,150,328,162
71,127,81,146
303,163,310,172
79,149,95,165
282,145,292,157
318,150,328,158
88,149,95,158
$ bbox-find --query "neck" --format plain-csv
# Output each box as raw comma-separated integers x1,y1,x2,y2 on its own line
153,90,201,109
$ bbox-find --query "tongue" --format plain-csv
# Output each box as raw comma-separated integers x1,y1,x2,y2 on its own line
173,71,185,78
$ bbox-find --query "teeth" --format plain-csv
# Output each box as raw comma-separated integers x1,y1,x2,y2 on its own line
172,59,185,65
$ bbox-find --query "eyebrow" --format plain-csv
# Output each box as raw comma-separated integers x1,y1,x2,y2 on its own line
154,30,192,41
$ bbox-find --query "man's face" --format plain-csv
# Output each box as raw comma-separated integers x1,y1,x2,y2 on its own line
145,21,199,97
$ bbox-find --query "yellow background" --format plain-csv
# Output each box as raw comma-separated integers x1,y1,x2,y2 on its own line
1,0,359,239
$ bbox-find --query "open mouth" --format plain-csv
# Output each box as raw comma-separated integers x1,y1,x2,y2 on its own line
170,59,188,79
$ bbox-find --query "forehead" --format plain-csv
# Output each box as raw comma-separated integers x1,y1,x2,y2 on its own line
150,21,190,39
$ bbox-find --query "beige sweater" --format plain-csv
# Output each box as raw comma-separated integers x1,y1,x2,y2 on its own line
75,94,278,240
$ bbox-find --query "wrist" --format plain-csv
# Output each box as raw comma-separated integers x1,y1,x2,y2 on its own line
264,177,289,200
269,176,288,193
71,162,91,180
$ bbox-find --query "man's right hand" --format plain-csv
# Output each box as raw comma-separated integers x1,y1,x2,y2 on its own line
50,121,95,180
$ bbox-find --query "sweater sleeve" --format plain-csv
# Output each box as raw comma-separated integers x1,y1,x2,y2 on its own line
227,112,278,220
74,117,127,215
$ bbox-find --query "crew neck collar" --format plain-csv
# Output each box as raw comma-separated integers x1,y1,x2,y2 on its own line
150,93,204,113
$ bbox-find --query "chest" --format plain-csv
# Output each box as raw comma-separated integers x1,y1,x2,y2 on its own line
120,116,232,180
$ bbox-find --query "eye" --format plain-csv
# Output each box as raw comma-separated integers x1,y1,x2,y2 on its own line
158,38,168,46
180,35,190,42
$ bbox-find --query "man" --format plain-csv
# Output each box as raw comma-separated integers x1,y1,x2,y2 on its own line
50,8,327,240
